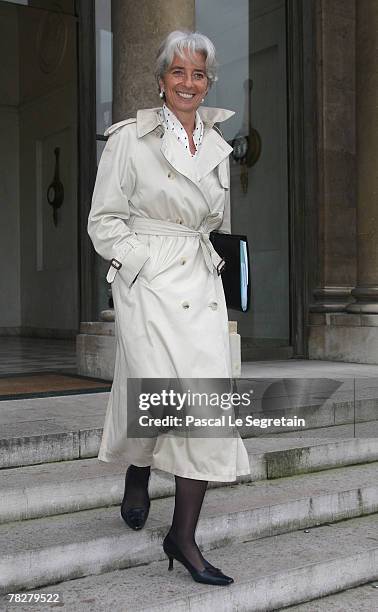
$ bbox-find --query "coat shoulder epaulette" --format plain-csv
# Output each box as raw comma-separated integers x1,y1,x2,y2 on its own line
104,118,137,138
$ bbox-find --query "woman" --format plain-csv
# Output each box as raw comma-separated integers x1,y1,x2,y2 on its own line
87,30,250,586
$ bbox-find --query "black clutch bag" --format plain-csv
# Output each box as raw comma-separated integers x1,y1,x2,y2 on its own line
209,232,251,312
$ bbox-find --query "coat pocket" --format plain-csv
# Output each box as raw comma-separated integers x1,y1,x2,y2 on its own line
105,241,151,287
136,236,183,287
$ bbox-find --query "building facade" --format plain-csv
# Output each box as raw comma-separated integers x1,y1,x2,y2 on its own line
0,0,376,364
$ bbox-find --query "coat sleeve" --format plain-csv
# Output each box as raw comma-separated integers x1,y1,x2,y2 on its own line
87,126,150,286
216,158,231,234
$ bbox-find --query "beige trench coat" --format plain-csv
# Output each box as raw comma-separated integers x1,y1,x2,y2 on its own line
87,106,250,482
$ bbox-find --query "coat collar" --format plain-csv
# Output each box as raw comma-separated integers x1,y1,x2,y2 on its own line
157,108,234,212
136,106,234,138
112,106,235,214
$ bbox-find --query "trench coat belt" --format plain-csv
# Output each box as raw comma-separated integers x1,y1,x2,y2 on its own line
128,217,225,275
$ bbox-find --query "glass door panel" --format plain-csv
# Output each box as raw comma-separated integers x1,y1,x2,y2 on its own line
196,0,290,356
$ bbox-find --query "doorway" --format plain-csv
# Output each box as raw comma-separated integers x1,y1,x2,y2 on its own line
0,0,78,338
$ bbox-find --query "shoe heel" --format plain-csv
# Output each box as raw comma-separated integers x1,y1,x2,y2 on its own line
162,533,234,586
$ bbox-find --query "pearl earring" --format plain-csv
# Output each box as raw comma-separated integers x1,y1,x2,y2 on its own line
201,98,205,103
159,90,165,99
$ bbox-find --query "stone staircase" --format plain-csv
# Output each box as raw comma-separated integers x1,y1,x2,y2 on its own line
0,387,377,611
1,357,378,611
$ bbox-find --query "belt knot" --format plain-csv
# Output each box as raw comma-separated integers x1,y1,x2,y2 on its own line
129,216,225,275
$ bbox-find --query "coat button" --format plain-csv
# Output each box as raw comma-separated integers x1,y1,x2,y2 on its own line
176,218,183,224
181,301,190,309
180,257,187,265
168,172,175,179
209,301,218,310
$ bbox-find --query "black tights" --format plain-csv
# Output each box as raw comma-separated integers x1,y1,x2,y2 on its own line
124,465,151,507
168,475,208,571
125,466,208,571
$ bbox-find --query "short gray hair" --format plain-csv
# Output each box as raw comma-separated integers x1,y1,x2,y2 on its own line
155,30,218,88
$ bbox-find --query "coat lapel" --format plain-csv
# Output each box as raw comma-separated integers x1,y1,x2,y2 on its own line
160,130,198,183
195,128,233,181
160,129,232,212
137,106,235,212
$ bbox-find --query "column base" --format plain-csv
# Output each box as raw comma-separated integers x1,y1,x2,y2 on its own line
346,287,378,313
309,312,378,363
76,321,116,381
309,287,354,313
77,314,242,379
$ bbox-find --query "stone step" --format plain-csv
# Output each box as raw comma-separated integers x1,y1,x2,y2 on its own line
0,393,106,469
2,391,378,469
1,514,377,611
1,437,378,523
0,462,377,594
283,581,378,611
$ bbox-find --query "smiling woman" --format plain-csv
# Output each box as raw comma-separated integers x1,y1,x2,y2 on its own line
155,31,214,156
158,55,207,156
87,29,250,587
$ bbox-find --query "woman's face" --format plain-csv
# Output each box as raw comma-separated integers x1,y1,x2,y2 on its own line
159,50,208,117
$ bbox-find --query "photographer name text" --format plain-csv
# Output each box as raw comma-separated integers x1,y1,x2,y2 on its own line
139,414,306,429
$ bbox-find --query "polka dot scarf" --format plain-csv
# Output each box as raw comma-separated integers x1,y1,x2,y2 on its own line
159,104,204,158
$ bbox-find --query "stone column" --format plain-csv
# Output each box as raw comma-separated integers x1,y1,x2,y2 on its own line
111,0,195,121
104,0,194,323
310,0,356,313
346,0,378,313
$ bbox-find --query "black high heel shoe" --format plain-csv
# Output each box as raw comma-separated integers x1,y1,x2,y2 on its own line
163,533,234,586
121,466,150,531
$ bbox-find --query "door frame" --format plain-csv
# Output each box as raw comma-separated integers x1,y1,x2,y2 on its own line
75,0,98,323
286,0,316,358
242,0,316,360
